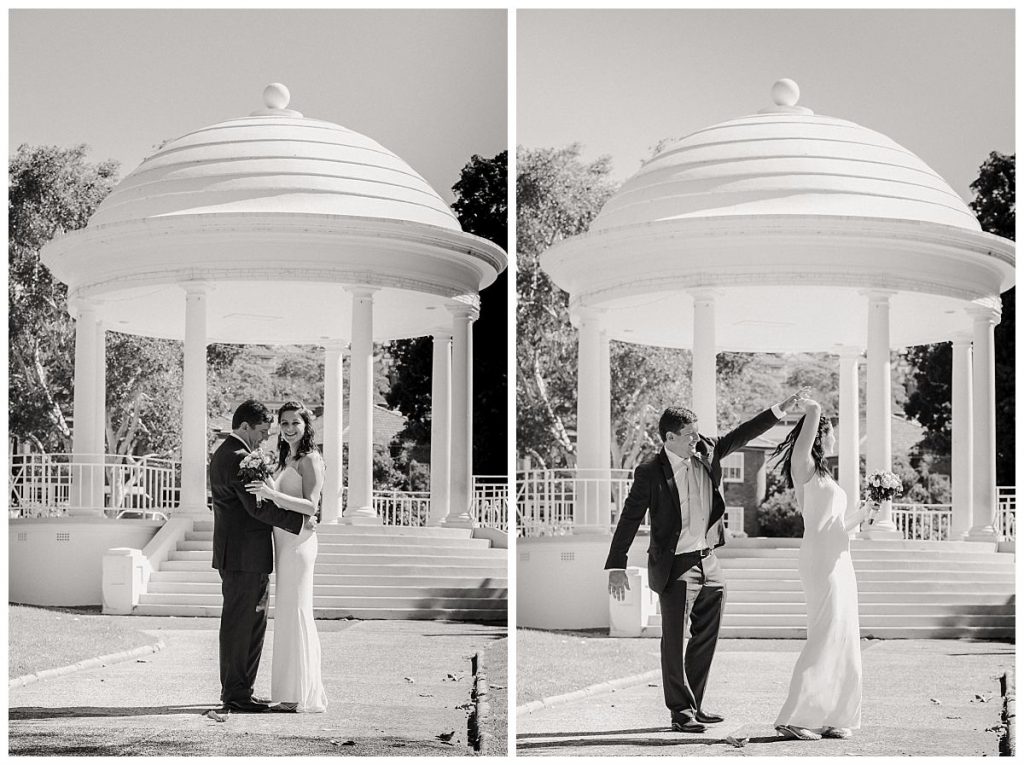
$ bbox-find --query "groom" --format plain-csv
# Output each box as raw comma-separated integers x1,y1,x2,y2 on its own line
210,399,309,712
605,388,808,732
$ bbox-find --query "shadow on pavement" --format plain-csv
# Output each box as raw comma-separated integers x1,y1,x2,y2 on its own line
10,704,213,720
518,726,666,738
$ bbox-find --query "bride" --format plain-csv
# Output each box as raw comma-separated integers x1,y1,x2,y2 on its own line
246,401,328,713
771,397,869,740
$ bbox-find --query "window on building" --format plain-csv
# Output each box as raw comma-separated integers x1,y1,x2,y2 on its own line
721,452,744,483
725,506,746,535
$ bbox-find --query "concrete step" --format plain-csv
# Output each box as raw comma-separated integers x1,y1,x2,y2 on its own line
723,580,1014,594
717,602,1015,616
725,590,1014,605
168,548,505,563
147,581,508,599
722,570,1014,583
150,570,507,588
133,603,506,621
714,626,1014,639
718,558,1015,571
137,592,507,610
159,560,507,576
650,612,1015,627
189,520,477,540
176,538,494,553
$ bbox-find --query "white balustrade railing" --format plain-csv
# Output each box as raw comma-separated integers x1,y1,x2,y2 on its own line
341,478,509,530
891,504,953,541
9,453,180,518
998,486,1015,540
517,468,634,537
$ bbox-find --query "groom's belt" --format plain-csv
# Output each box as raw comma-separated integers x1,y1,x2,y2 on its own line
675,547,713,559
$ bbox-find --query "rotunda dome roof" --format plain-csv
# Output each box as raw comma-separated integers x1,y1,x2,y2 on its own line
88,83,460,231
591,79,980,232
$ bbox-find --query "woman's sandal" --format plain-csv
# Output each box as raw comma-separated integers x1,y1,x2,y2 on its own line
775,724,822,740
822,727,852,739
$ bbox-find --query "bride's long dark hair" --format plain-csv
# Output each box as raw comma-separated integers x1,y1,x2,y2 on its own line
770,414,834,488
276,401,319,471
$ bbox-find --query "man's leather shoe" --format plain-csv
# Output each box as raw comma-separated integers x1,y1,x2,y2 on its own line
671,718,707,733
225,699,271,713
695,709,725,724
251,695,272,705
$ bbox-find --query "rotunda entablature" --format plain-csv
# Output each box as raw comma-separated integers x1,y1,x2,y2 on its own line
40,84,507,345
542,80,1014,354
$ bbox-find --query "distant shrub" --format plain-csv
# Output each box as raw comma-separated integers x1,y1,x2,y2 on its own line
756,489,803,537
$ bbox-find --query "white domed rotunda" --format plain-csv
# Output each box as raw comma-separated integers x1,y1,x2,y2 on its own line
42,83,507,526
541,79,1013,541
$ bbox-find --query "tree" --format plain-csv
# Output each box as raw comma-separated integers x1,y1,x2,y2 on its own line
516,144,616,469
902,152,1015,484
9,144,119,452
385,152,508,476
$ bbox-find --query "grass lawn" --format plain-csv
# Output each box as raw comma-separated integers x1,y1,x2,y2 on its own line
9,604,159,679
483,636,508,754
516,628,661,706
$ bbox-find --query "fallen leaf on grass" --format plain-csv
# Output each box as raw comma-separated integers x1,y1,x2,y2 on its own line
444,673,465,682
205,710,228,722
436,731,456,745
946,715,963,720
418,693,434,698
986,725,1005,733
648,683,658,687
404,677,415,683
490,684,506,690
973,694,992,703
329,740,356,746
136,659,148,663
929,698,942,705
724,736,748,748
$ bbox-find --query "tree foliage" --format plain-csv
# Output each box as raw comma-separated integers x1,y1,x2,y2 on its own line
384,151,508,475
903,152,1014,483
516,145,616,468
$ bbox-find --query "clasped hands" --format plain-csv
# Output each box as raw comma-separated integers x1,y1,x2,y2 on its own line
245,479,318,531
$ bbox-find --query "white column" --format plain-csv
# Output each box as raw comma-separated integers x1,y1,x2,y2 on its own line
444,304,477,528
691,291,718,435
574,308,606,533
91,312,107,511
343,288,380,525
429,331,452,526
69,299,101,516
598,325,612,476
966,305,1001,542
951,333,974,539
178,284,209,515
860,290,900,538
321,342,345,524
836,345,862,513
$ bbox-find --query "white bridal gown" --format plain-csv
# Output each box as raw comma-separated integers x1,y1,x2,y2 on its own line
775,473,862,731
271,466,328,712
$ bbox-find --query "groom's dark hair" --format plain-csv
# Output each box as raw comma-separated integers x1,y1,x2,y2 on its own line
658,406,698,441
232,399,273,429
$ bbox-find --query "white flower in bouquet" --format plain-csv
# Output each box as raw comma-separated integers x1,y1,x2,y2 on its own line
864,469,903,504
238,449,276,506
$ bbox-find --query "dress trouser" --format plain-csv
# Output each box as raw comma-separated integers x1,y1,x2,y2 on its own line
219,569,270,704
657,550,726,718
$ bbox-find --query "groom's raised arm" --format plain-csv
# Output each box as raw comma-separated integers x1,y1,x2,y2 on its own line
714,387,809,459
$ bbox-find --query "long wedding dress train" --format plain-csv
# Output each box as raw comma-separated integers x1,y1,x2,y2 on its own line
774,473,862,731
271,466,328,712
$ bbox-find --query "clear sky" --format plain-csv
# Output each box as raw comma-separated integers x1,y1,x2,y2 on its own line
9,9,507,204
517,9,1014,202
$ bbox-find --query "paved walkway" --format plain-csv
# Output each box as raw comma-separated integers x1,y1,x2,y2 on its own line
517,639,1013,757
9,618,505,757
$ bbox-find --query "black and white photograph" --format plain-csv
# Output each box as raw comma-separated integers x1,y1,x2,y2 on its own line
515,8,1015,757
9,9,508,756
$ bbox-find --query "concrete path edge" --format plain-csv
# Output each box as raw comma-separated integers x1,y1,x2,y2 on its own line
1002,670,1015,756
10,640,167,688
517,669,662,715
471,651,493,754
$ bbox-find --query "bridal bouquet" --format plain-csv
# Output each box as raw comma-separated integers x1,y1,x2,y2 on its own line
239,449,276,507
865,470,903,504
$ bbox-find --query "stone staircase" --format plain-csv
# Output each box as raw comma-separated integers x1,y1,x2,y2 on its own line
644,539,1015,639
134,520,507,622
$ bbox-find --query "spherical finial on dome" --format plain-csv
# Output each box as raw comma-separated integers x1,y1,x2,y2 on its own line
771,78,800,107
263,83,290,110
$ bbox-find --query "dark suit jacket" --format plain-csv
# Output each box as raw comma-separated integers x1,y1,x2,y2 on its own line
210,436,305,573
604,407,780,594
